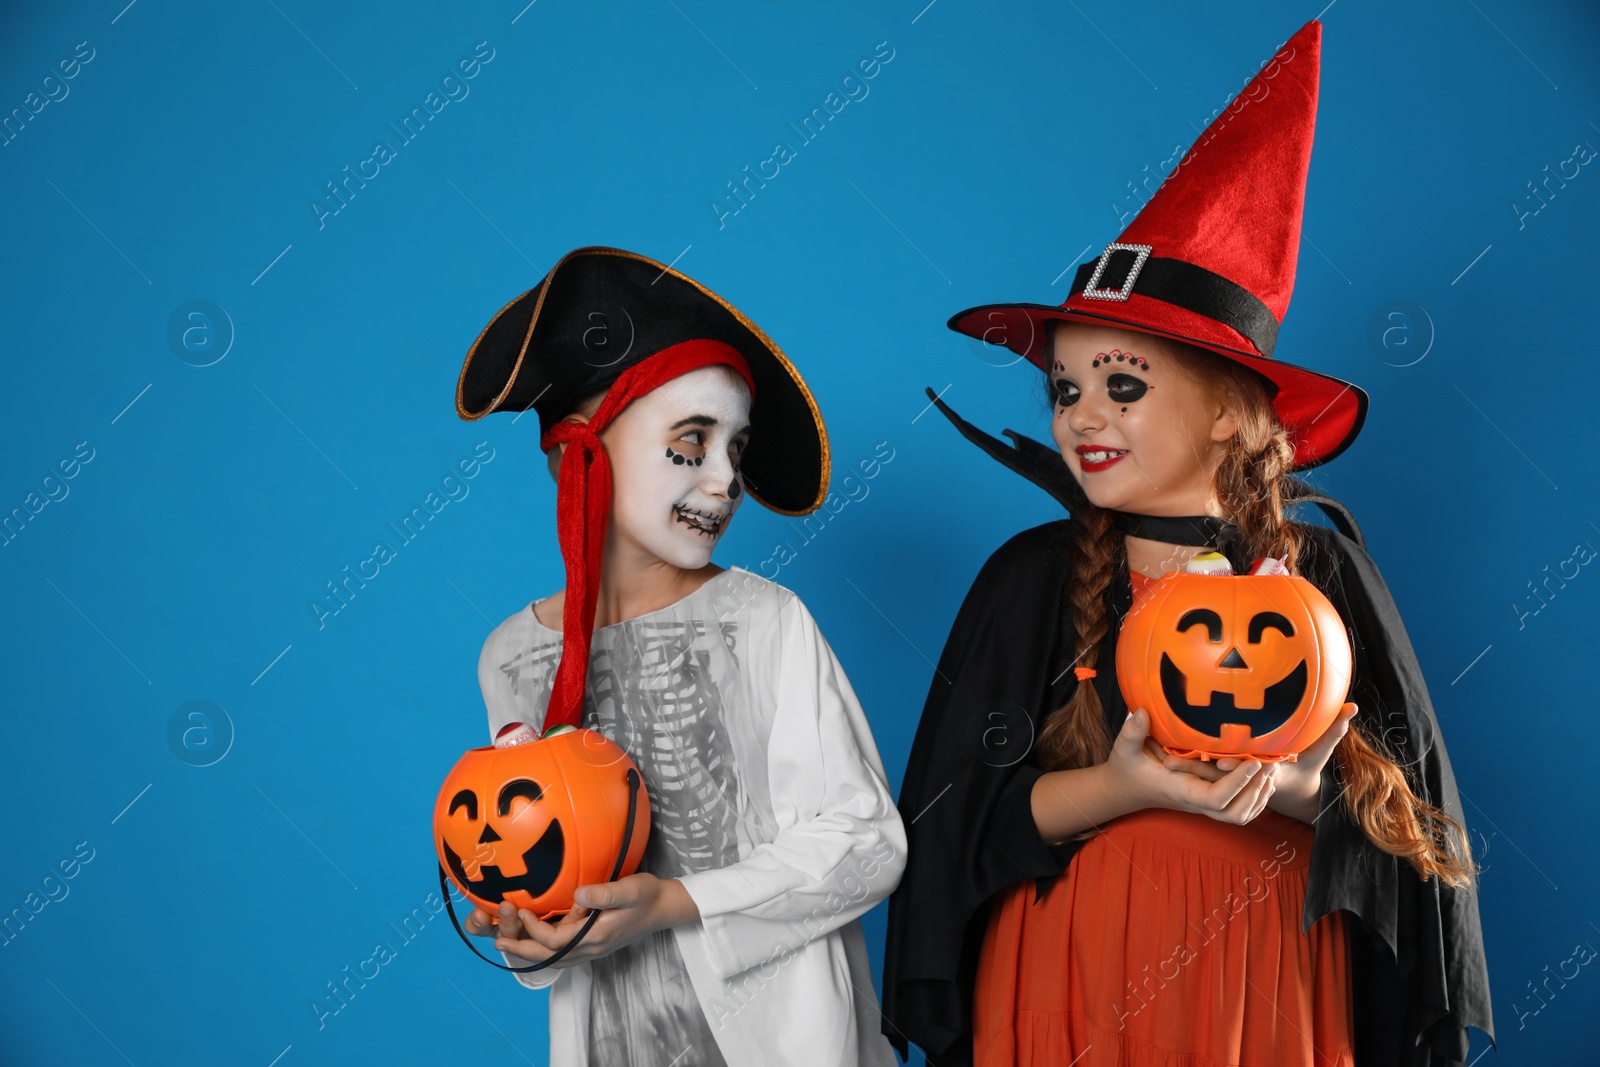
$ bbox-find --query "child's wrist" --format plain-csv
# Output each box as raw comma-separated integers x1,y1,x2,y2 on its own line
1268,772,1321,824
656,877,701,930
1094,759,1146,819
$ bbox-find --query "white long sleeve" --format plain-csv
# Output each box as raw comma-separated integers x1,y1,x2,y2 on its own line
675,594,906,980
501,950,562,990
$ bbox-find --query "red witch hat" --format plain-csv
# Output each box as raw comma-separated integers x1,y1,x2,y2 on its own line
949,19,1365,470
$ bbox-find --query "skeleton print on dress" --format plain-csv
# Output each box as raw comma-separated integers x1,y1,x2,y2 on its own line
493,613,752,1066
480,567,903,1065
585,618,748,878
492,616,754,879
586,925,728,1065
583,619,749,1064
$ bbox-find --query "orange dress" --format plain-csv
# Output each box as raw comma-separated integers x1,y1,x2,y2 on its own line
972,570,1355,1067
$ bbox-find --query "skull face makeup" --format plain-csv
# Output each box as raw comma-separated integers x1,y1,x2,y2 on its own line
598,364,751,570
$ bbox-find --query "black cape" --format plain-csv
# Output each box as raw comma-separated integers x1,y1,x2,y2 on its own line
880,409,1495,1067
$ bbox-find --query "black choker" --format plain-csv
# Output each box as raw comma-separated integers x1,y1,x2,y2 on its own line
1115,512,1235,547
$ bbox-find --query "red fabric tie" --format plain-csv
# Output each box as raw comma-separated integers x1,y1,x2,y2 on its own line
536,339,756,733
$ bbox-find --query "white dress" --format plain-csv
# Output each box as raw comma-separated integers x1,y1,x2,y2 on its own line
476,566,906,1066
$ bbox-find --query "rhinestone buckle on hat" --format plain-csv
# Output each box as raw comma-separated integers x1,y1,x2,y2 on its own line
1081,242,1153,302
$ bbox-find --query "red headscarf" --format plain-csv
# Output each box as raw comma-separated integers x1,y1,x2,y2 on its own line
536,339,756,733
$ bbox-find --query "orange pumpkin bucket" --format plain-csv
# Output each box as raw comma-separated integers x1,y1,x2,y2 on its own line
433,726,649,970
1116,556,1353,762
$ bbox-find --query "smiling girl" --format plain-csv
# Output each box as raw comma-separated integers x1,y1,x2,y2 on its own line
453,247,905,1066
883,20,1492,1067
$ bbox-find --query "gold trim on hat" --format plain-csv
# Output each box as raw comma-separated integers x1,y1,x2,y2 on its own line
455,246,586,422
455,245,831,517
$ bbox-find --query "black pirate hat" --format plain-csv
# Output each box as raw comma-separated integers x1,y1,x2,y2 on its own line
456,246,829,516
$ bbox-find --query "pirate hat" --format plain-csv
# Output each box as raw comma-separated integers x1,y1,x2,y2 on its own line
948,19,1366,470
456,245,829,515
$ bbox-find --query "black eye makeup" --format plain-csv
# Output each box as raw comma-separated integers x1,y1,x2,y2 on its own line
1052,377,1080,407
1050,371,1151,409
1106,373,1150,403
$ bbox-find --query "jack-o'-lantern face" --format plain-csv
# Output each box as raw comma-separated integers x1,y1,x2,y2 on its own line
1116,574,1353,761
1159,605,1305,737
440,777,566,906
432,728,651,919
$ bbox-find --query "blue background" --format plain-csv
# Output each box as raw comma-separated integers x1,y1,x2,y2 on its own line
3,0,1597,1063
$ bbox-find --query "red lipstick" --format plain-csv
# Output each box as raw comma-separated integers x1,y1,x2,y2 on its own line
1076,445,1129,473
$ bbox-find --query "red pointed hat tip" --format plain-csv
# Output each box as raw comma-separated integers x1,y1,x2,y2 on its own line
1105,17,1325,331
944,16,1367,473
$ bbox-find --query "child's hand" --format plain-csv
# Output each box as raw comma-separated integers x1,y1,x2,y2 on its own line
1106,707,1278,824
1154,702,1361,824
494,872,701,968
462,900,535,946
462,903,506,939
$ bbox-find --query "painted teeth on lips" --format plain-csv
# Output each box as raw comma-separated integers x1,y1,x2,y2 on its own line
674,505,728,536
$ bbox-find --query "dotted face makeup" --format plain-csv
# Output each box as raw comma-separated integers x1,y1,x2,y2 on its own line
1052,349,1156,417
1091,347,1149,370
665,446,703,467
667,441,744,497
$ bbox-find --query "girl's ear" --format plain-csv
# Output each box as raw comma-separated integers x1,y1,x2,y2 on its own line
1208,388,1242,445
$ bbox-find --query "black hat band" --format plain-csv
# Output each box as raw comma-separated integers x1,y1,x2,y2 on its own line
1070,247,1281,359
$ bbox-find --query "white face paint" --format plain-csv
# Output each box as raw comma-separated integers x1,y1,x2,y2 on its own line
599,365,752,570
